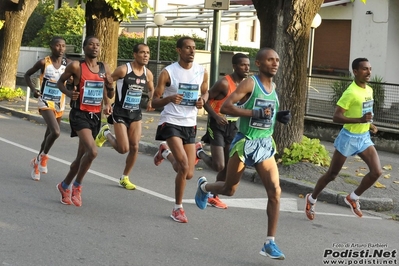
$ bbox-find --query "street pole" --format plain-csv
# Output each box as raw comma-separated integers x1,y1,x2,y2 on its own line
210,9,221,87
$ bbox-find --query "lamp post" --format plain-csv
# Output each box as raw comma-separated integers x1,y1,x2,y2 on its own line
308,13,322,77
154,14,166,64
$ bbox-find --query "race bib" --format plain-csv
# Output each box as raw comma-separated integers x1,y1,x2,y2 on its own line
122,90,142,111
178,83,199,106
249,98,275,129
81,80,104,106
42,81,62,103
362,100,374,122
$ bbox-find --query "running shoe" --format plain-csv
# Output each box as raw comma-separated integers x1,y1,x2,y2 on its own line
208,195,228,209
305,193,315,220
170,208,188,223
344,194,362,218
56,183,72,205
195,142,203,165
95,124,110,147
195,176,209,209
30,158,40,181
38,154,49,174
71,185,82,207
154,141,169,166
260,240,286,260
120,176,136,190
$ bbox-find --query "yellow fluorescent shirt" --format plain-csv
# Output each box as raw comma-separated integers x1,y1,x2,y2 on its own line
337,81,373,134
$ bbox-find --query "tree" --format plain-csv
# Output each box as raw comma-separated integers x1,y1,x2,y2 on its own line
83,0,147,73
251,0,324,154
30,2,85,47
0,0,39,88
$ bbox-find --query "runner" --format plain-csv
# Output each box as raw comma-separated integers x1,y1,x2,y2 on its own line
24,36,72,181
95,43,154,190
152,36,208,223
305,58,382,220
55,36,114,207
196,53,250,209
194,48,291,260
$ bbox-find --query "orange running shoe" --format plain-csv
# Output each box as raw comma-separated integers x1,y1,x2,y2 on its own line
30,158,40,181
56,183,72,205
38,154,49,174
207,195,228,209
154,142,169,166
305,193,316,220
344,194,362,218
71,185,82,207
170,208,188,223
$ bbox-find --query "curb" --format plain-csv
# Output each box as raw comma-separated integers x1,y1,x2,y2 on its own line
0,105,394,213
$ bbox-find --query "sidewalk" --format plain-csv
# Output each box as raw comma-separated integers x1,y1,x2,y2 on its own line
0,95,397,218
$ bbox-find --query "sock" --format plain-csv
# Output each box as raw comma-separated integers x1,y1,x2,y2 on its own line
61,181,70,190
120,175,128,180
308,194,317,204
104,130,111,137
200,182,208,193
73,181,81,187
174,204,183,210
209,193,214,198
350,191,359,200
161,149,171,159
266,236,275,244
196,148,204,158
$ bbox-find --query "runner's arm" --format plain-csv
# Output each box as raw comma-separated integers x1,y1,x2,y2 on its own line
24,59,45,97
146,69,155,111
220,78,253,117
204,77,229,120
152,69,182,108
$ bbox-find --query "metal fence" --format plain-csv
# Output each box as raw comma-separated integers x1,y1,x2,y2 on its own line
116,60,399,131
307,76,399,130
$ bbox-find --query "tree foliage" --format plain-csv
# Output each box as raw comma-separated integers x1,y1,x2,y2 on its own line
82,0,149,73
30,2,85,47
22,0,54,46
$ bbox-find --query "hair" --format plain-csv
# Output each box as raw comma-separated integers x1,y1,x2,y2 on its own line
49,36,65,46
255,47,274,61
176,36,194,48
133,43,148,53
232,53,249,65
352,58,369,70
83,36,98,47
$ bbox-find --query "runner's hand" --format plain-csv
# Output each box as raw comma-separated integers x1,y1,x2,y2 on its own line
103,104,112,115
70,86,79,101
146,100,154,112
196,97,204,109
369,123,378,134
215,114,228,126
33,89,41,98
276,110,291,124
252,108,268,119
361,112,373,123
169,94,184,105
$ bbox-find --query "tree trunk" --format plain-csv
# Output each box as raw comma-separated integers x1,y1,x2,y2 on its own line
0,0,39,88
85,0,120,73
252,0,324,154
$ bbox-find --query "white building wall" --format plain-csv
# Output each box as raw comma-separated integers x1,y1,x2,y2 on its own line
385,0,399,84
350,0,389,81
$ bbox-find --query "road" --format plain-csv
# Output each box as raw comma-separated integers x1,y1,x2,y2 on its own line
0,113,398,266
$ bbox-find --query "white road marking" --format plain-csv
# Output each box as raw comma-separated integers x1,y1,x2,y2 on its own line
0,136,382,218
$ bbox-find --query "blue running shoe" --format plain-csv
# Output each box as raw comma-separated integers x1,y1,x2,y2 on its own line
195,176,209,209
259,240,285,260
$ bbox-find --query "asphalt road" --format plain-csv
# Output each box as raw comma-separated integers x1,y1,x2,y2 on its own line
1,113,398,266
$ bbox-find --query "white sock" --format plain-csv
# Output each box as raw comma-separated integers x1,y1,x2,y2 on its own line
104,130,111,137
308,194,317,204
200,182,208,193
120,175,128,180
196,148,204,158
162,149,171,159
350,191,359,200
266,236,275,244
174,204,183,210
